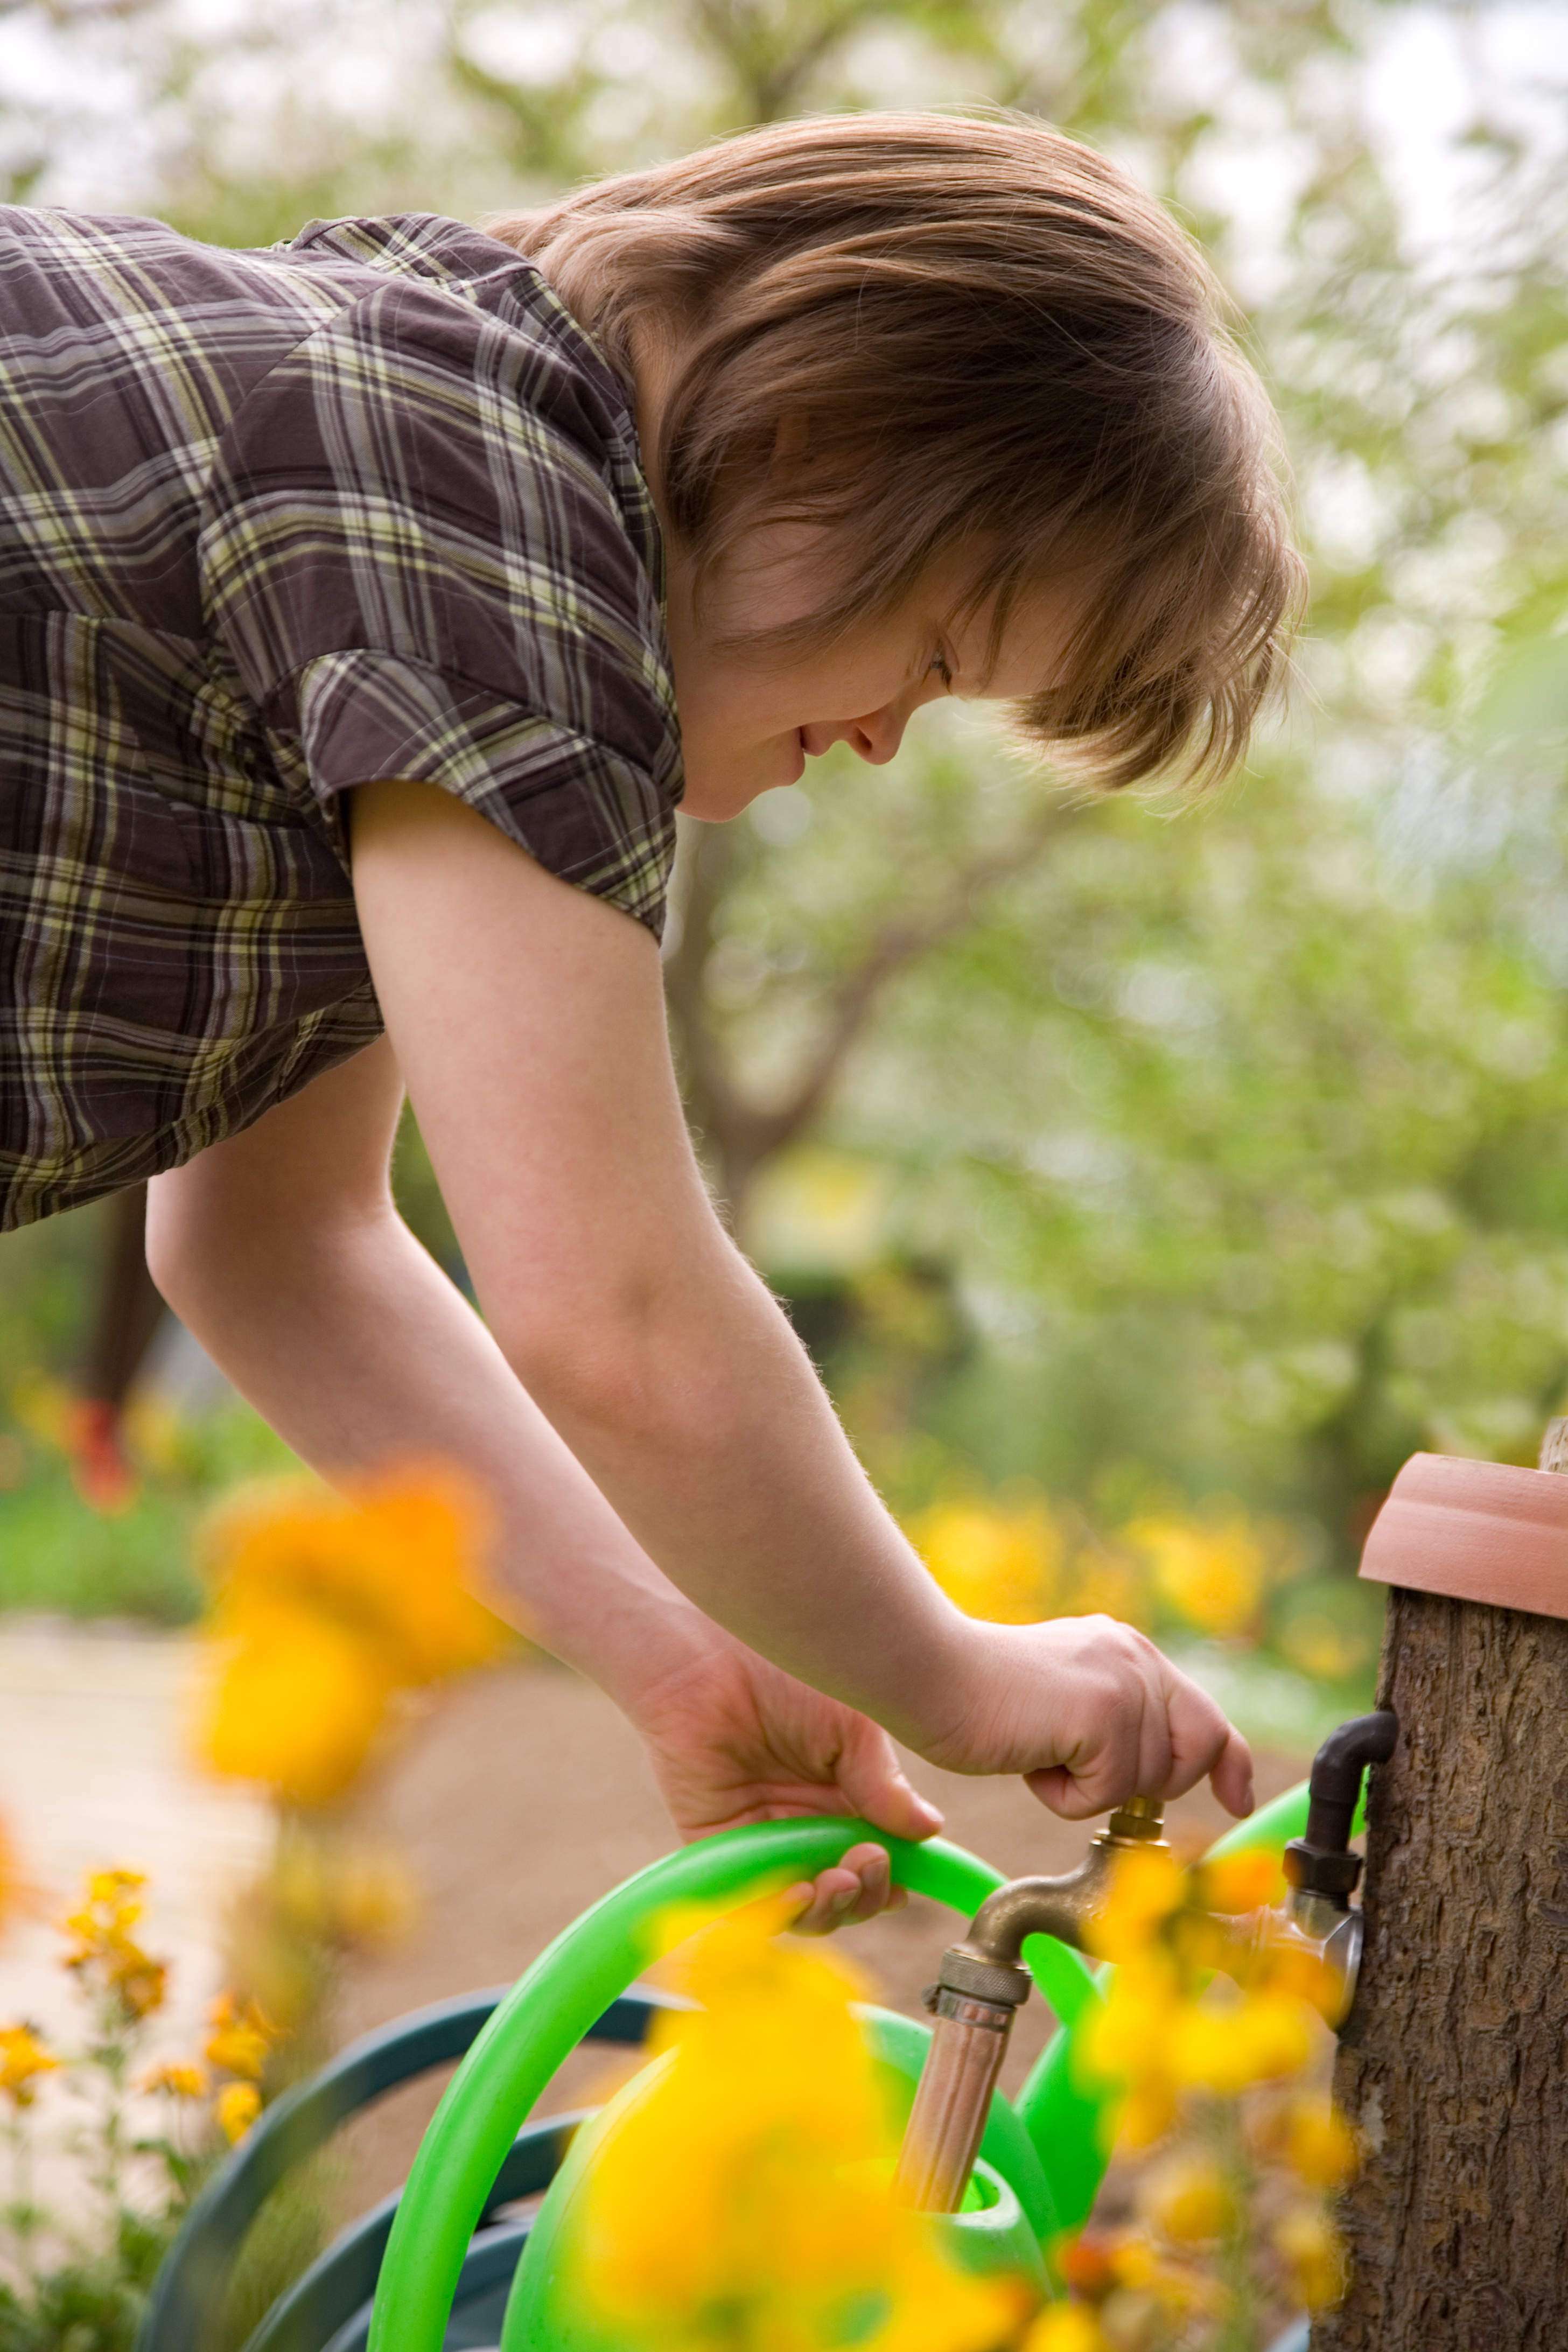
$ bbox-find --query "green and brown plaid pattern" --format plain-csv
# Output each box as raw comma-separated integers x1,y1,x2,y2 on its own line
0,206,680,1229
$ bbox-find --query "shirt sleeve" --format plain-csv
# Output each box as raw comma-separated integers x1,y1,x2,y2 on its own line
199,267,682,934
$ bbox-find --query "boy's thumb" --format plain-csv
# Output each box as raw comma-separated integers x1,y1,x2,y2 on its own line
841,1733,944,1841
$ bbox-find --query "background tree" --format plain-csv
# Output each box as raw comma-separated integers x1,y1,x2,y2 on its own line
0,0,1564,1691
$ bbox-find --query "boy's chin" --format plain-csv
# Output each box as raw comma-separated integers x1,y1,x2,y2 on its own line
681,752,802,822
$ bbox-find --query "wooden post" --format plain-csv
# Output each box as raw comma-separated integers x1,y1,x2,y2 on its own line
1315,1424,1568,2350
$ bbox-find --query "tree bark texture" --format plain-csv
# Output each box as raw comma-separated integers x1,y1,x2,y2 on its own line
1314,1583,1568,2350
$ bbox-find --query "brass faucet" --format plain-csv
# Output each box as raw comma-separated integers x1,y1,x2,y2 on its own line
893,1716,1399,2217
956,1793,1168,1975
891,1796,1170,2214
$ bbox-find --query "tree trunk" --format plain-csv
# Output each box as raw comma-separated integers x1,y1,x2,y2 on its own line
83,1179,165,1408
1316,1428,1568,2350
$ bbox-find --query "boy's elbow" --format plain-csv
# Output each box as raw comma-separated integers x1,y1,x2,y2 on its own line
500,1315,664,1447
497,1288,739,1455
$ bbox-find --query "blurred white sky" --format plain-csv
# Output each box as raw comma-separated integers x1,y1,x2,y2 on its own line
0,0,1561,287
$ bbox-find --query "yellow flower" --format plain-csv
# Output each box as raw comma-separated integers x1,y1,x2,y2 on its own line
1122,1511,1270,1641
1063,1548,1153,1629
1279,2098,1359,2189
138,2060,211,2100
1138,2155,1235,2246
66,1867,146,1943
1171,1990,1313,2095
1081,1958,1178,2079
201,1468,505,1681
62,1868,167,2020
216,2081,262,2144
908,1495,1062,1624
8,1371,74,1452
272,1836,419,1950
1081,1831,1335,2173
193,1468,508,1804
1273,2207,1348,2311
575,1895,1023,2350
1087,1847,1185,1964
1265,1938,1340,2020
1114,2076,1180,2155
1019,2307,1110,2352
206,1991,282,2084
197,1607,397,1807
1198,1851,1283,1915
0,1815,31,1937
0,2025,58,2107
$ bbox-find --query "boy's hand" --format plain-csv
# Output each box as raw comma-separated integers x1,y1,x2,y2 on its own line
925,1614,1254,1821
629,1641,943,1934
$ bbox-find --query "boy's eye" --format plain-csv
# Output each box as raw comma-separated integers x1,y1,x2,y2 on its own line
929,648,955,690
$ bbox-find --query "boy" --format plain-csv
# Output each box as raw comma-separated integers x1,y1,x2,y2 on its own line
0,113,1296,1927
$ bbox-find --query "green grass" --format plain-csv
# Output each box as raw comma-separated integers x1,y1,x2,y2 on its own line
0,1405,302,1624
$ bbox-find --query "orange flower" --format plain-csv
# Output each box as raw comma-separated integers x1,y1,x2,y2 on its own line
200,1467,505,1682
0,1813,33,1936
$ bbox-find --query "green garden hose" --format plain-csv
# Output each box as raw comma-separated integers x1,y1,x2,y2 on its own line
367,1783,1320,2348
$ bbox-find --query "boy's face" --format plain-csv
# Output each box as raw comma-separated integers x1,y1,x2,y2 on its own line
667,540,1081,823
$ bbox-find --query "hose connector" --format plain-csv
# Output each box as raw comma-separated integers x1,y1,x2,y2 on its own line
1282,1710,1398,1910
1276,1710,1398,2027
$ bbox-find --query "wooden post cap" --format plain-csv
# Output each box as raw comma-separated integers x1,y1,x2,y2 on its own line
1359,1450,1568,1619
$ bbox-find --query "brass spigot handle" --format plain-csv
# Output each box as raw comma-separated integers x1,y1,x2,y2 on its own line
1105,1793,1166,1842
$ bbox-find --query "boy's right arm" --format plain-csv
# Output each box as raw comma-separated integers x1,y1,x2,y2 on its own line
146,1032,942,1930
342,779,1252,1822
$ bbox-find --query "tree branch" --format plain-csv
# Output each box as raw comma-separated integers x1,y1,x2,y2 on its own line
666,796,1089,1223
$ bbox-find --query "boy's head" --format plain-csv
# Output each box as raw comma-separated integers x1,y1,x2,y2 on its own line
490,112,1302,804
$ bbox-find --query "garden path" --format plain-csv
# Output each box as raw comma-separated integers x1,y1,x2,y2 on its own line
0,1618,272,2060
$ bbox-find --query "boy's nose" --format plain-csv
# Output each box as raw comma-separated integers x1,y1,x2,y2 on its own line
803,703,908,765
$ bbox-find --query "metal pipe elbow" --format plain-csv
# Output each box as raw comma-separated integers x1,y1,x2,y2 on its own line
940,1797,1171,1991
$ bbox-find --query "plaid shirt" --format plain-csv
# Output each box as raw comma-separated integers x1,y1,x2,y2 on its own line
0,206,680,1230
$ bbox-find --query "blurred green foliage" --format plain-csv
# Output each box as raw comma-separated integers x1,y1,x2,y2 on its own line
0,0,1563,1685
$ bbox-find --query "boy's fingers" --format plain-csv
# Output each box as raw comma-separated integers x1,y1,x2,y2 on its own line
1133,1695,1174,1809
1160,1666,1249,1805
785,1868,858,1933
1209,1727,1256,1818
1023,1763,1107,1819
837,1840,894,1923
785,1845,899,1935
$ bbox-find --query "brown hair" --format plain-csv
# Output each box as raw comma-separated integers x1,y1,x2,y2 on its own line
488,112,1303,789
